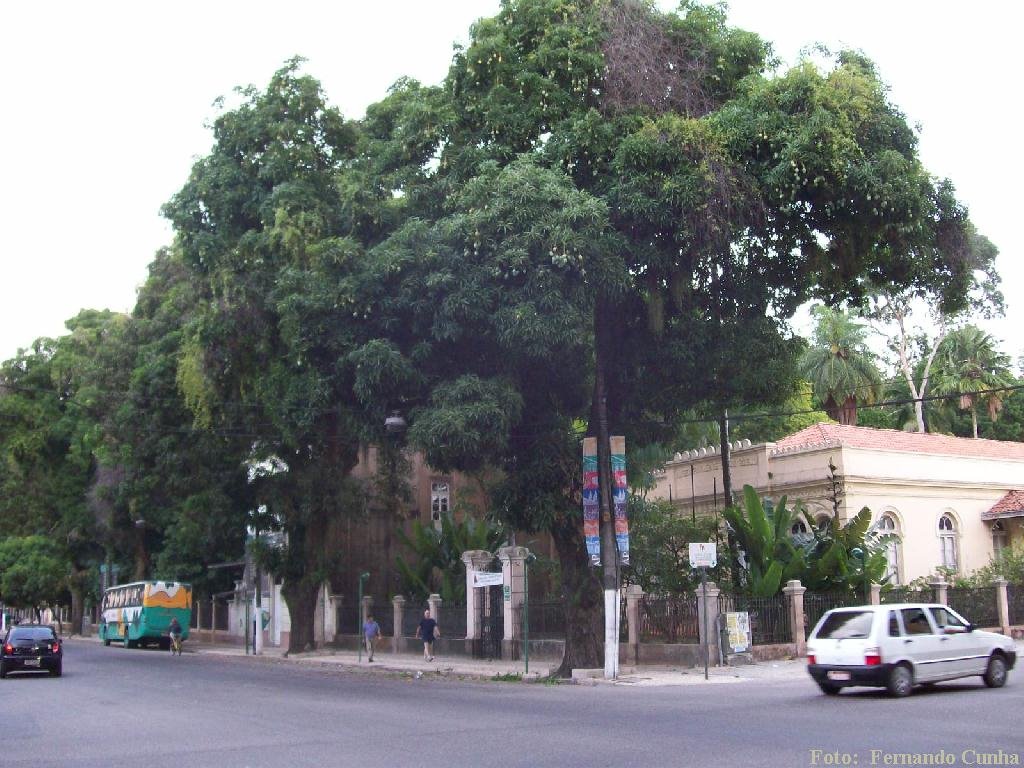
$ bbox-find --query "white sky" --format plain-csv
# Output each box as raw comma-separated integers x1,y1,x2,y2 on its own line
1,1,1021,369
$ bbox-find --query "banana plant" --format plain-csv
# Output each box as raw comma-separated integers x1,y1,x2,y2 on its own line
394,512,505,603
721,485,807,597
800,506,889,592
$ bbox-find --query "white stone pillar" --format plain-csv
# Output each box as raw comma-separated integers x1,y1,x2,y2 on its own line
994,578,1010,635
392,595,406,654
930,579,949,606
498,546,529,658
784,579,808,657
625,584,643,666
697,581,722,666
870,584,881,606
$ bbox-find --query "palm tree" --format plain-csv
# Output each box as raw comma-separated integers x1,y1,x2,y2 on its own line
932,325,1014,438
799,306,884,426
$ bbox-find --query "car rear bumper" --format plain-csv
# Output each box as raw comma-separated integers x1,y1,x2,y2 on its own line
2,656,61,672
808,663,893,687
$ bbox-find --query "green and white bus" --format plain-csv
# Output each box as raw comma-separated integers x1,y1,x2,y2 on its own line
99,581,192,649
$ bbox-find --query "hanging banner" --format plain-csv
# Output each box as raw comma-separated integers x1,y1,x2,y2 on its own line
582,437,601,566
611,435,630,566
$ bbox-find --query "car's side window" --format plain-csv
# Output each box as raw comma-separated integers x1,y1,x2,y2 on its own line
900,607,934,635
887,611,903,637
929,607,968,632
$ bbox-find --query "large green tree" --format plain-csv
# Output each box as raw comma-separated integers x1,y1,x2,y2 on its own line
348,0,988,673
162,60,381,652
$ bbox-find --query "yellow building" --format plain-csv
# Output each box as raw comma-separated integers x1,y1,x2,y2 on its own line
651,423,1024,584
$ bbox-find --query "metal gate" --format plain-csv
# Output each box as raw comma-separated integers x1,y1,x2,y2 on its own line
473,584,504,660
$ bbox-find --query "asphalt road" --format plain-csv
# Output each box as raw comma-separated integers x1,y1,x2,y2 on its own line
1,639,1021,768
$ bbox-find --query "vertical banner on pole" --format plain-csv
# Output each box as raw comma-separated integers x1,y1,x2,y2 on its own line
582,437,601,566
611,436,629,566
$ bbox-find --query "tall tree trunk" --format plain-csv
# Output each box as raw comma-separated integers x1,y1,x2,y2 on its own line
69,574,85,636
551,514,603,677
133,526,149,581
971,406,979,439
281,577,321,654
840,395,858,426
719,411,741,593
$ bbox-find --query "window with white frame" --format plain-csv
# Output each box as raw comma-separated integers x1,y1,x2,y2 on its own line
430,481,451,530
877,514,901,585
992,521,1009,560
938,514,958,571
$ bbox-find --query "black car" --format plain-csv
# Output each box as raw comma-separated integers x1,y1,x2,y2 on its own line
0,625,63,678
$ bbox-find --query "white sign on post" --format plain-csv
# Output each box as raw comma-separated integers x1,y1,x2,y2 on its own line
689,542,717,568
471,571,504,588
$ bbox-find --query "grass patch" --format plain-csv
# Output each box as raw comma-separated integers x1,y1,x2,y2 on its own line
490,672,523,682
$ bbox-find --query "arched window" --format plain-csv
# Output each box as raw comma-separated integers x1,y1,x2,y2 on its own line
877,514,902,585
992,521,1009,560
938,514,959,572
790,520,808,535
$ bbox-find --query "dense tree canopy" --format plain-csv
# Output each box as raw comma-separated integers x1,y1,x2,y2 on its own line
0,1,1004,668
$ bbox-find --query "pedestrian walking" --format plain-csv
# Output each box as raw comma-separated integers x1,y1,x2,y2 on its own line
415,608,439,661
363,613,380,662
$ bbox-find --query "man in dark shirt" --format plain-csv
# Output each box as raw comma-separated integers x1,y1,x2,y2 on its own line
416,609,439,661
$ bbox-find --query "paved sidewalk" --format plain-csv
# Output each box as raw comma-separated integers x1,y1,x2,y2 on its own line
73,636,1024,688
187,641,810,686
190,642,558,680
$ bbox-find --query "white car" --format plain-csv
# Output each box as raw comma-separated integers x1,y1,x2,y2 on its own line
806,603,1017,697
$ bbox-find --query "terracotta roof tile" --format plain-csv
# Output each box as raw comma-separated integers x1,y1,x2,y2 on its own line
772,423,1024,461
983,490,1024,520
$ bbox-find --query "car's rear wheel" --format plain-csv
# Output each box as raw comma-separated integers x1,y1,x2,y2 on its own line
103,638,111,647
0,662,7,679
887,664,914,698
817,682,842,696
49,663,62,678
983,655,1007,688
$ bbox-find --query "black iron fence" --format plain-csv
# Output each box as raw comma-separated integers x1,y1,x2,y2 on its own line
437,604,467,640
803,592,861,637
1008,584,1024,626
402,602,432,637
720,593,791,645
514,601,565,640
337,603,360,634
214,599,229,631
373,608,395,637
947,587,999,628
638,596,699,643
879,587,928,604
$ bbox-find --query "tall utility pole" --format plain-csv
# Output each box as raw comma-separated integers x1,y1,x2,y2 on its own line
718,409,732,505
719,409,741,592
593,303,619,680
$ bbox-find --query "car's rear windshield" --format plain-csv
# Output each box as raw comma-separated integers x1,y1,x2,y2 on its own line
9,628,56,641
815,611,874,639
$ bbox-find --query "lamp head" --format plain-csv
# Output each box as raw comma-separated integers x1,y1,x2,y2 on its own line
385,412,407,434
